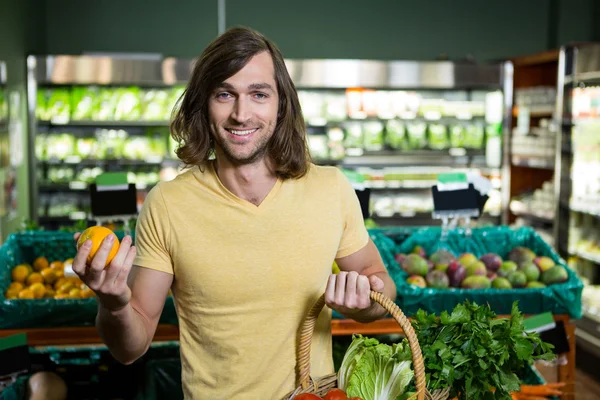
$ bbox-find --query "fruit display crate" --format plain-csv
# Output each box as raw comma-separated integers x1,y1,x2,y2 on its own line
0,231,178,329
376,226,584,319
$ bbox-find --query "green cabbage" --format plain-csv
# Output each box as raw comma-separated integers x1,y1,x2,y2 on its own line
338,334,414,400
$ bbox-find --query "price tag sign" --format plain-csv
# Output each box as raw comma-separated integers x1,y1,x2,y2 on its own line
90,172,138,217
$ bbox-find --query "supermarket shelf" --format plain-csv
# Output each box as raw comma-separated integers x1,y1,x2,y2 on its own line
38,182,156,192
570,204,600,218
343,149,487,168
511,156,555,170
371,211,501,226
572,249,600,265
509,201,554,224
37,120,170,128
39,157,182,167
512,106,554,118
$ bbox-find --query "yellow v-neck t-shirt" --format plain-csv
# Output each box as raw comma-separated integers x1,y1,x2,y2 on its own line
133,161,369,399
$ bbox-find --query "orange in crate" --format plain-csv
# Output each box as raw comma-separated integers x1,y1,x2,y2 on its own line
33,257,49,272
77,226,120,267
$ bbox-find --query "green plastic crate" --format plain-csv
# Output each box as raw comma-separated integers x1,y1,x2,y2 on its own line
387,226,583,319
0,231,178,329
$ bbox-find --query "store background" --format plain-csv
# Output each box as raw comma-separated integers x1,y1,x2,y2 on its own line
0,0,599,238
0,0,599,398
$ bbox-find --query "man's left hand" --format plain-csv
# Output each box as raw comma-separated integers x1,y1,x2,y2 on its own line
324,271,384,317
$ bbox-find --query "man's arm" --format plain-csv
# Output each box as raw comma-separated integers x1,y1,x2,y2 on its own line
327,238,397,323
97,266,173,364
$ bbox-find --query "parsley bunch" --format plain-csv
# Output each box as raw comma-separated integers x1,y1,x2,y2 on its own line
411,301,555,400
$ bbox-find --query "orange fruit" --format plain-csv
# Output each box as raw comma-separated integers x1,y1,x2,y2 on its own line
11,265,31,283
77,226,120,267
5,288,20,299
18,288,35,299
54,268,65,279
26,272,43,286
54,293,70,299
57,282,74,294
54,277,68,290
49,261,64,270
29,282,46,299
41,268,58,285
81,288,96,298
68,288,81,298
45,285,56,298
33,257,49,272
8,282,24,291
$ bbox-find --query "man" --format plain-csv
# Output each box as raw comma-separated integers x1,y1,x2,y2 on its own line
72,26,396,399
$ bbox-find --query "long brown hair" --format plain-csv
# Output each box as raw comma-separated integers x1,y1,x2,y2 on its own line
170,26,311,179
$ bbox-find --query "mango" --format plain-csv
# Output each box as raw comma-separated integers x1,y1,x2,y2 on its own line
508,246,536,267
491,277,512,289
429,249,456,266
480,253,502,272
498,261,518,277
411,246,427,258
461,275,491,289
466,261,487,277
526,281,547,289
402,254,429,277
406,275,427,288
426,270,449,289
507,271,527,288
458,253,478,268
447,260,467,288
521,263,540,282
541,265,568,285
534,256,555,272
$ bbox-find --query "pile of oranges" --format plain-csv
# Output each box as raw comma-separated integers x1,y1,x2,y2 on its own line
4,256,95,300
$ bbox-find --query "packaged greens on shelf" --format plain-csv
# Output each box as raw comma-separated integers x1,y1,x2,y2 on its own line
405,121,428,149
363,121,384,151
91,89,118,121
343,122,364,153
463,122,485,149
75,137,99,158
450,124,465,148
35,133,47,161
326,127,345,160
43,89,71,122
114,87,142,120
46,133,75,160
323,92,347,121
141,89,170,120
385,119,406,150
70,87,97,120
428,123,449,150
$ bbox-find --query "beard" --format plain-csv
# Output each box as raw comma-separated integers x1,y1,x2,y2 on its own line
212,121,275,166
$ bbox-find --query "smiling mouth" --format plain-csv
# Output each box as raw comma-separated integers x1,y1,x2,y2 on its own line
226,128,258,136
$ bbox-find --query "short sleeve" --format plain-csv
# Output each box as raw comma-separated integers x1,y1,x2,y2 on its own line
335,170,370,259
133,185,174,274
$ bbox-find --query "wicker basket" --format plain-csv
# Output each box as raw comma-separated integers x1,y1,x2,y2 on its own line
284,290,429,400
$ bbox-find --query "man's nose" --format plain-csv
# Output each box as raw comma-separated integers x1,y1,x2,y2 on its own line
231,97,251,123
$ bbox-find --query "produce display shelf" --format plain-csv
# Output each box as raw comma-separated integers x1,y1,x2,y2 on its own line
37,120,171,128
573,250,600,265
509,201,555,224
0,315,577,400
39,158,181,167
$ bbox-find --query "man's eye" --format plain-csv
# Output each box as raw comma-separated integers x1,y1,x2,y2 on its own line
254,93,267,99
216,92,232,99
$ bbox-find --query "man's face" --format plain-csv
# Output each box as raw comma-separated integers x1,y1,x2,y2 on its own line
208,51,279,165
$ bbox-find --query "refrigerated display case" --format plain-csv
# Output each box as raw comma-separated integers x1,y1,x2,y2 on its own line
554,43,600,357
25,56,513,229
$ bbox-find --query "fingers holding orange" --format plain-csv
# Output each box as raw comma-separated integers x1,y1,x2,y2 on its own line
76,226,120,268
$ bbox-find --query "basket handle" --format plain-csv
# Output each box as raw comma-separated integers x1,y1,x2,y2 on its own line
297,291,426,400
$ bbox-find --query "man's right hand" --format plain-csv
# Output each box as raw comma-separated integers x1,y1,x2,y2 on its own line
72,233,137,312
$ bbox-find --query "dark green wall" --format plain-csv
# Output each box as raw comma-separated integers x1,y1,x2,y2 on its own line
0,0,46,239
43,0,595,61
